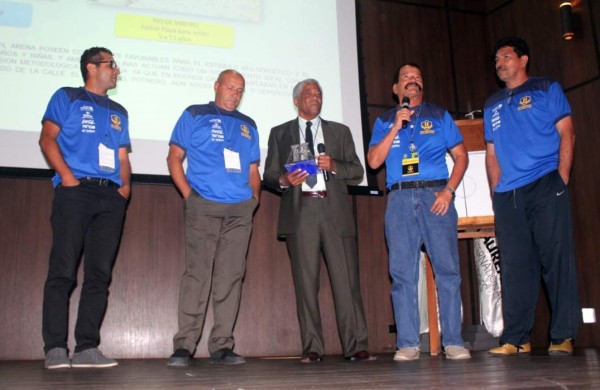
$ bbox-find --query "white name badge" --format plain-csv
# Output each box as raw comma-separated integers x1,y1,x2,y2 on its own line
224,148,241,173
98,143,115,172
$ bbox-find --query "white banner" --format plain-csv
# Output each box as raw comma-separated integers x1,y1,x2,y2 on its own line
473,237,503,337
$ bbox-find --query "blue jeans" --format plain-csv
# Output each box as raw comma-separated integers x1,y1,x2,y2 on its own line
385,186,464,348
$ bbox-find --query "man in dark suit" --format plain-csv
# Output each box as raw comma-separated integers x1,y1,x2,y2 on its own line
264,79,376,363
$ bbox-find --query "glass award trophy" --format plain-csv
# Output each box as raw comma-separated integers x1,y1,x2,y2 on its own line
284,143,319,175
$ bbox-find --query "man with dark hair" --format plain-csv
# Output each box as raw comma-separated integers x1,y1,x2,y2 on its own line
484,37,579,356
166,69,260,367
263,79,375,363
493,37,530,69
368,63,470,361
39,47,130,369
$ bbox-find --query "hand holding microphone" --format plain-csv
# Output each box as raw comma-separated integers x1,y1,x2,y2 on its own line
317,143,329,181
401,96,410,129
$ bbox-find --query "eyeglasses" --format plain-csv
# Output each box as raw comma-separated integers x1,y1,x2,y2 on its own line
92,60,119,70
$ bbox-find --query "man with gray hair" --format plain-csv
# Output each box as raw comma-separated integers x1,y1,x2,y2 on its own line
264,79,375,363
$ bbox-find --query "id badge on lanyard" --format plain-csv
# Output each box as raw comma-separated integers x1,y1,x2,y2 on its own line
98,143,115,172
402,152,419,176
224,148,242,173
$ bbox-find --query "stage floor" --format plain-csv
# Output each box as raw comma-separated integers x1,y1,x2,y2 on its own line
1,349,600,389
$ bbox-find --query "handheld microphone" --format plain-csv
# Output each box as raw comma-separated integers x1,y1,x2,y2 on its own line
401,96,410,129
317,143,329,182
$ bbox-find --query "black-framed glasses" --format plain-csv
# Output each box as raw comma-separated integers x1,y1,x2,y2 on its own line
92,60,119,70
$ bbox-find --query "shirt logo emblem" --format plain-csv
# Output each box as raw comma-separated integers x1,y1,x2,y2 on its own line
240,124,251,140
518,95,532,111
420,120,435,134
111,114,122,131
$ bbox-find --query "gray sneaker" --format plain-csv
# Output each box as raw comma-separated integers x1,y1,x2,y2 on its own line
445,345,471,360
45,347,71,369
393,347,420,361
71,348,118,368
209,348,246,365
167,349,192,367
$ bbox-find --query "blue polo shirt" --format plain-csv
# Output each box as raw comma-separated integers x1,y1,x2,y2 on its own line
42,87,131,188
370,102,463,189
483,77,571,192
169,101,260,203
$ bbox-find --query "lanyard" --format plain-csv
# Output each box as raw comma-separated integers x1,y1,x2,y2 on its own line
407,103,423,153
84,88,110,146
214,104,235,149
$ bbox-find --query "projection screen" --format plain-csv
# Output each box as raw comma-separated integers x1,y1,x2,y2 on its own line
0,0,372,188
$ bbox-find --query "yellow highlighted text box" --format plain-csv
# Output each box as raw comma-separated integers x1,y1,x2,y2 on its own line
115,14,234,48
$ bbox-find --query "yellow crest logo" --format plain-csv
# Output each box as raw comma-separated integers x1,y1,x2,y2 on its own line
111,114,122,131
520,96,531,105
518,95,532,111
420,120,435,134
240,124,252,140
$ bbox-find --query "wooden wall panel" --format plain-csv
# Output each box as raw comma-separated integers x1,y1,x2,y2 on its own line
593,0,600,54
563,80,600,347
448,0,487,13
485,0,598,90
0,181,351,360
485,0,511,13
98,183,184,359
359,1,456,109
355,195,396,352
0,178,52,359
449,11,497,114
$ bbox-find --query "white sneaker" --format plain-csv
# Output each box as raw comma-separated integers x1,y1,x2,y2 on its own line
445,345,471,360
394,347,420,361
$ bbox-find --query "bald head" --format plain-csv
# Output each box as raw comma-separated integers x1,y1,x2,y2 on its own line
214,69,245,111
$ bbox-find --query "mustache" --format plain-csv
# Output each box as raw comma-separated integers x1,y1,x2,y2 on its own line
405,82,422,91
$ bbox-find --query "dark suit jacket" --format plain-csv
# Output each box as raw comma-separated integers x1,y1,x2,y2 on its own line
263,118,364,237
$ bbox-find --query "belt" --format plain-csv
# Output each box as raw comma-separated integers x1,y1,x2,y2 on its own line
390,179,447,191
302,191,327,198
79,177,119,187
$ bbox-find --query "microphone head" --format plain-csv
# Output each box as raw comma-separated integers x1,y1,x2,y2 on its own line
401,96,410,108
317,143,326,153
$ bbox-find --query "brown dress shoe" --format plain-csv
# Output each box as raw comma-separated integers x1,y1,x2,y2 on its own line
300,352,323,363
347,350,377,361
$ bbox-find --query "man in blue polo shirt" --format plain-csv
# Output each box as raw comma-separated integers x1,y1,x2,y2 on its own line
39,47,131,369
368,63,470,361
166,69,260,367
485,37,579,357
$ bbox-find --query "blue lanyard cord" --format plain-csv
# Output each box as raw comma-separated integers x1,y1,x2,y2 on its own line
408,103,423,145
84,89,111,145
213,105,235,149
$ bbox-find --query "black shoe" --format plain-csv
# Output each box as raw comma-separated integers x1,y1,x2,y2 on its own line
167,348,191,366
209,348,246,365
